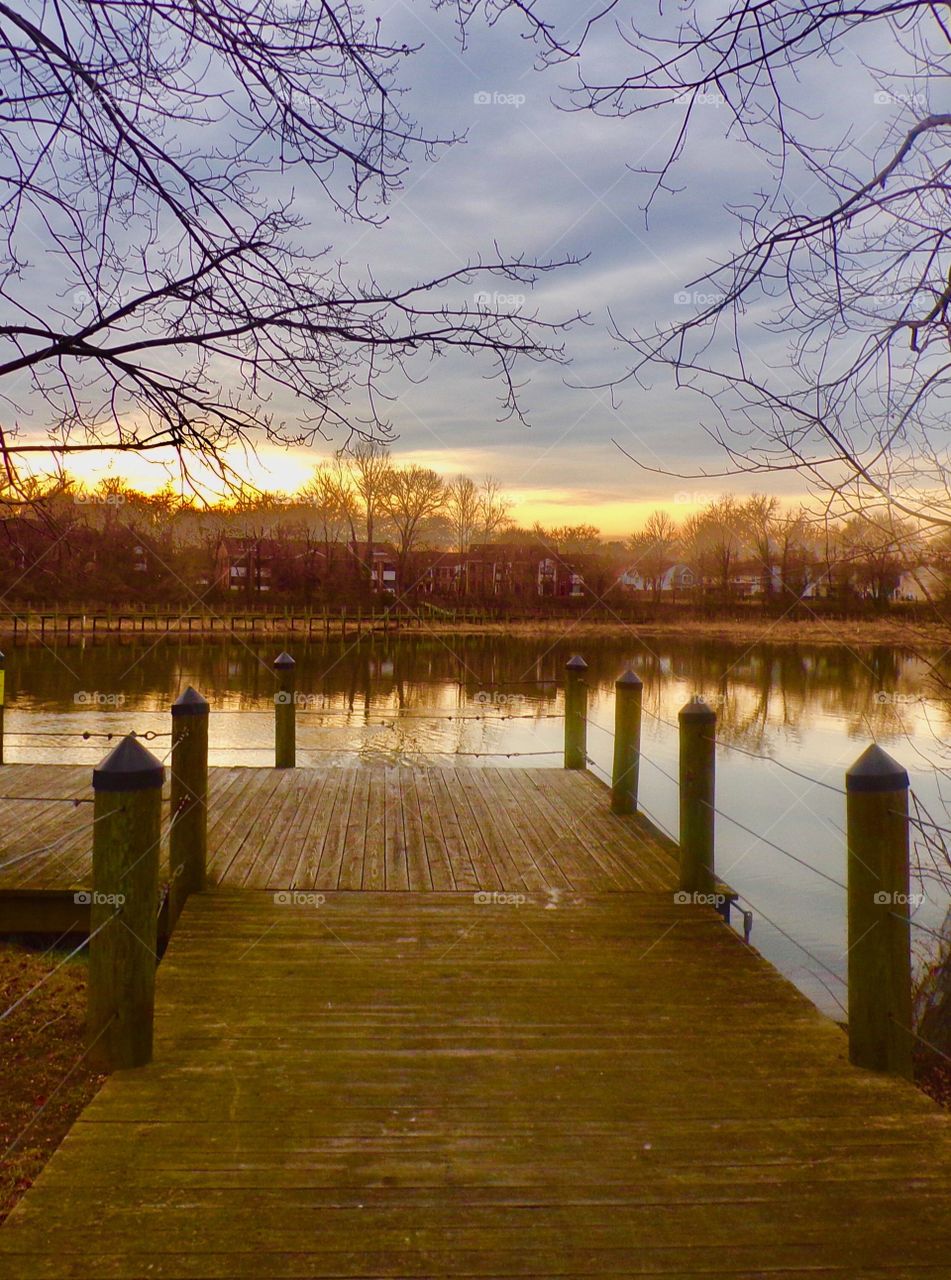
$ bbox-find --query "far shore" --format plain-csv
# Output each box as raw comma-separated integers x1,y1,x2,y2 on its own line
0,611,949,650
416,616,951,649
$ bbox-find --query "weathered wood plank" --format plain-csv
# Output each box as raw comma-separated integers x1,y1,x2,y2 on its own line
382,768,408,891
0,763,681,899
313,768,357,890
491,766,598,891
266,769,335,889
425,768,481,892
412,769,458,891
399,767,432,891
362,770,386,891
280,770,341,890
338,768,370,891
205,769,287,883
1,889,948,1278
455,767,532,890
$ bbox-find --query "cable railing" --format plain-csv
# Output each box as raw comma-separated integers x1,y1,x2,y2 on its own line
221,743,560,759
0,794,93,804
584,705,849,891
559,656,950,1079
0,706,564,771
633,750,848,893
587,707,848,796
614,787,893,1021
0,907,122,1024
0,648,948,1087
8,728,171,741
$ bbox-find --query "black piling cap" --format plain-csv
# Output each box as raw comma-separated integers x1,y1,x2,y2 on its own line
273,652,296,670
678,695,717,721
171,686,209,717
616,669,643,689
565,655,588,672
846,743,909,793
93,734,165,792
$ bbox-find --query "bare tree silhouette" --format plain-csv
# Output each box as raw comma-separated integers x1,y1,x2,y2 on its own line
483,0,951,528
0,1,578,491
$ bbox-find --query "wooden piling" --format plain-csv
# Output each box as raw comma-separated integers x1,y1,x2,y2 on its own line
678,697,716,895
88,736,164,1070
169,687,210,928
611,670,642,815
846,744,913,1077
564,655,588,770
274,651,296,768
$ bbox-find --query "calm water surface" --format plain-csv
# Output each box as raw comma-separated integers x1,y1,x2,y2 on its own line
5,632,950,1017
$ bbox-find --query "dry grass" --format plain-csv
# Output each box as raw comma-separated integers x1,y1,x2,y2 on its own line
417,616,951,648
916,1047,951,1110
0,941,105,1225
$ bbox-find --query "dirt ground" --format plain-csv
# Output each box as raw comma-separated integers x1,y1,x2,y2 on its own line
0,942,105,1226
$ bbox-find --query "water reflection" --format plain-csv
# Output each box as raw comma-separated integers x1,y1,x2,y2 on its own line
6,632,947,744
3,631,950,1018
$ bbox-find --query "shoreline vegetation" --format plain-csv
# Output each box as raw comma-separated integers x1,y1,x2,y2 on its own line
0,610,949,650
0,943,104,1228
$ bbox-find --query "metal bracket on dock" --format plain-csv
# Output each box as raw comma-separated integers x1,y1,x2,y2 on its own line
714,886,753,944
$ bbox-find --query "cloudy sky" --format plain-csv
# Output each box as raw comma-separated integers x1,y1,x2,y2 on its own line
18,0,910,534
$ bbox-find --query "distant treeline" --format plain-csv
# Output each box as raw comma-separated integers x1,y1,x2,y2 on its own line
0,457,947,608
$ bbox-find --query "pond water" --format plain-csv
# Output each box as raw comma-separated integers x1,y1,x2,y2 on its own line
4,632,950,1018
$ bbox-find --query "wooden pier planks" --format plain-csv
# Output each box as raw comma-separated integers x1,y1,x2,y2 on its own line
0,889,949,1277
0,764,679,897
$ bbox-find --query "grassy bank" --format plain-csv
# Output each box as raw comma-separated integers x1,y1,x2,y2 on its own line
387,616,951,649
0,942,105,1225
1,613,949,650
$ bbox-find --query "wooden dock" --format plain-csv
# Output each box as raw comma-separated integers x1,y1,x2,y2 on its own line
1,759,950,1276
3,887,951,1276
0,764,676,895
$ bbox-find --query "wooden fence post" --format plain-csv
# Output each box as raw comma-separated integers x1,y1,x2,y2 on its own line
0,649,5,766
274,651,296,768
846,743,913,1077
611,670,642,814
678,697,716,895
169,687,210,928
88,736,164,1069
564,655,588,770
